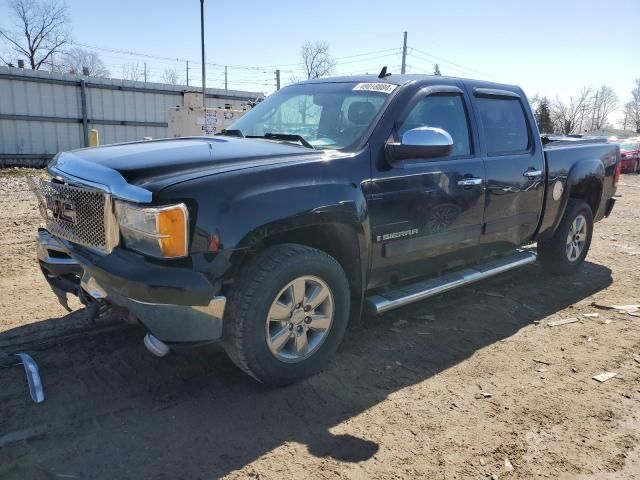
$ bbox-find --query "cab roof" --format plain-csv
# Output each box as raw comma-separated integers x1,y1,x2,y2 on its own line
296,74,522,96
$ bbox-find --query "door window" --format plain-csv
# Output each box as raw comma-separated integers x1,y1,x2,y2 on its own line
476,97,530,154
398,94,471,156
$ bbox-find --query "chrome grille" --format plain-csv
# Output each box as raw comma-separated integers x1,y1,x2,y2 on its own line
29,178,115,252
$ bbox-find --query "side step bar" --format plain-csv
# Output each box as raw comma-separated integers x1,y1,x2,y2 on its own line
365,250,537,315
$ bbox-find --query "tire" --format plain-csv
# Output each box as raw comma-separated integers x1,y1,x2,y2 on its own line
222,244,350,385
537,198,593,276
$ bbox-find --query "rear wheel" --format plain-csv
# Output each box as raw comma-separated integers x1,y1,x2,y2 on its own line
223,244,350,385
538,199,593,275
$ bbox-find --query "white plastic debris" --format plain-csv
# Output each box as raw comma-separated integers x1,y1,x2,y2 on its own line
547,318,579,327
592,372,618,383
504,457,514,471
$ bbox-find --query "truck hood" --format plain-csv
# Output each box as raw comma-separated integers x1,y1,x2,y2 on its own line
49,137,322,199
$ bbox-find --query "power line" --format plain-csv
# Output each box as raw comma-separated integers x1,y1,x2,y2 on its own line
70,40,403,72
407,47,495,79
65,40,412,91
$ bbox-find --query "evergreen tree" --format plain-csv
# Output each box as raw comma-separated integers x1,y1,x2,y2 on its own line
535,97,553,134
433,64,442,76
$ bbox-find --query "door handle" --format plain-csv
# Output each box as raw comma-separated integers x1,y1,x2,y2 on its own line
523,169,543,177
457,178,483,186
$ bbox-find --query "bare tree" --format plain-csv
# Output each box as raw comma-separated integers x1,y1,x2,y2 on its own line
300,41,335,80
624,79,640,133
589,85,618,130
59,47,108,76
0,0,70,70
161,67,181,85
551,87,593,135
122,62,144,81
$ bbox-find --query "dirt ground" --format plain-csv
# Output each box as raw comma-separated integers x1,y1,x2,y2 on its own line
0,169,639,480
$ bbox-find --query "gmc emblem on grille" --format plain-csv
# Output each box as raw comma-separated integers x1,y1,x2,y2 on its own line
46,197,77,224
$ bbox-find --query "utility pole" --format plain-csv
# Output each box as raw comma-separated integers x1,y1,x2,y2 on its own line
200,0,206,108
224,65,228,90
275,69,281,90
186,60,189,86
401,31,407,74
144,62,147,82
590,91,599,131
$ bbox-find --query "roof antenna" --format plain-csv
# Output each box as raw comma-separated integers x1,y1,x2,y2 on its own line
378,66,391,78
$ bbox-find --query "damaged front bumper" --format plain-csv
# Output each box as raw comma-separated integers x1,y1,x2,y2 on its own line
36,229,226,344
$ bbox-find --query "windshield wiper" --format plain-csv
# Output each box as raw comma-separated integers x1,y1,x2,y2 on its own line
217,129,244,138
247,132,315,149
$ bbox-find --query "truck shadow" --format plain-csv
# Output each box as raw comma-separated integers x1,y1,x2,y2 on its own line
0,261,612,479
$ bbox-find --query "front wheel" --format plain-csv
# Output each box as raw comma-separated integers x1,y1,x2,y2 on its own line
223,244,350,385
537,198,593,275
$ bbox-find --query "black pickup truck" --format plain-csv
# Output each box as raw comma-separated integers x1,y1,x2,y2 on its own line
33,74,620,385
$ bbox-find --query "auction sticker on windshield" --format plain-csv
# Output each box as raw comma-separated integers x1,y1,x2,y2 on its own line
353,83,397,94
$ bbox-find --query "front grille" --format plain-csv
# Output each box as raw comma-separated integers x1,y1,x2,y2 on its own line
29,178,113,252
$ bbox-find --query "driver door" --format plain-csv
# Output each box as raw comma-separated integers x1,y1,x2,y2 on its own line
366,85,486,287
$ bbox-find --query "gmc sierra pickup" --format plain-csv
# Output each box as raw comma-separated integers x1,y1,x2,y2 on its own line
32,74,620,385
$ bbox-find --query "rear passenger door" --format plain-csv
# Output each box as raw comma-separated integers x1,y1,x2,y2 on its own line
471,88,545,253
366,85,486,287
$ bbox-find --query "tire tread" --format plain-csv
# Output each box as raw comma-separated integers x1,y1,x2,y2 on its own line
222,244,348,384
538,198,593,276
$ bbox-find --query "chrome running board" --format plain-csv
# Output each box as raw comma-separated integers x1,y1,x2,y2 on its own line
365,250,537,315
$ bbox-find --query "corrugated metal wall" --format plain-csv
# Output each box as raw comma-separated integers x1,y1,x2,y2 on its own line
0,66,262,167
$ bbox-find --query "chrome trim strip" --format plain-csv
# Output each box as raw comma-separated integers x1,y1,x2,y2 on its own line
13,353,45,404
127,296,227,319
366,250,537,314
49,152,152,203
457,178,483,186
103,193,120,253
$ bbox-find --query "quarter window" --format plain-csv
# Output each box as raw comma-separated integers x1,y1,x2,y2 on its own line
398,94,471,157
476,97,530,154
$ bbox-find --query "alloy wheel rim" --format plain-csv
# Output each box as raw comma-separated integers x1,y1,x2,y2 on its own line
566,214,587,262
265,275,334,363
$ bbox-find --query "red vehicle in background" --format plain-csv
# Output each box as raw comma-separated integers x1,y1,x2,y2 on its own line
620,139,640,173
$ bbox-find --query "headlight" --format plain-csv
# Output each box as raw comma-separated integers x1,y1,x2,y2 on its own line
115,201,189,258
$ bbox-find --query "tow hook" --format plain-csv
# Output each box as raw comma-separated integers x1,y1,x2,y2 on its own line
143,334,170,357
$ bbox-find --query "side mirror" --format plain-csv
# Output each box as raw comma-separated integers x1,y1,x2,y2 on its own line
385,127,453,163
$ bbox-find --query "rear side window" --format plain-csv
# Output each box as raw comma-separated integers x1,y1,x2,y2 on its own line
398,94,471,156
476,97,529,154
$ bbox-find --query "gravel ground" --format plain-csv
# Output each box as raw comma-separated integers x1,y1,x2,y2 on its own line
0,168,639,480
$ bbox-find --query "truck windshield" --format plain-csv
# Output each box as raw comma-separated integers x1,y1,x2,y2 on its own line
621,142,639,150
228,82,393,150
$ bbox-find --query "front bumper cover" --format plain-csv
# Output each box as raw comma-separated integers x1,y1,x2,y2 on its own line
37,229,226,343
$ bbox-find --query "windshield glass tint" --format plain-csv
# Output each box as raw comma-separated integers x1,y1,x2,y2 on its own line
229,82,392,150
621,143,639,150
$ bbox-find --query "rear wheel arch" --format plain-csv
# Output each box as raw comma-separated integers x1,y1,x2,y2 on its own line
565,159,605,217
567,176,602,217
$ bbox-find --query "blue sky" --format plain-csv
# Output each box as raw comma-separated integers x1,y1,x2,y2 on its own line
2,0,639,111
